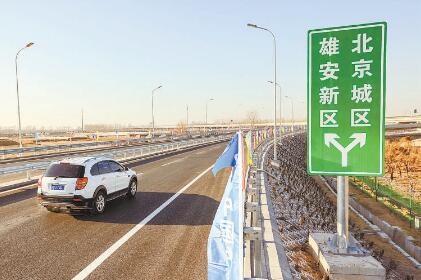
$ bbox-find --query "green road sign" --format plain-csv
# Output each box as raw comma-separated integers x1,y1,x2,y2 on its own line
307,22,387,175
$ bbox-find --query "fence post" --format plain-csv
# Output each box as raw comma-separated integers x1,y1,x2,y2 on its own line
375,177,378,201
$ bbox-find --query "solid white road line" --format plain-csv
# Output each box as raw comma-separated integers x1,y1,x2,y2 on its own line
72,165,214,280
161,157,185,167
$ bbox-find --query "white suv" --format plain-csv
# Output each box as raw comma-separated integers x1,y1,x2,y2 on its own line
37,157,138,214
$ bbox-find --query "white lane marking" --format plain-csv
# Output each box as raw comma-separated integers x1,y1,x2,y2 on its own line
72,165,214,280
161,157,185,167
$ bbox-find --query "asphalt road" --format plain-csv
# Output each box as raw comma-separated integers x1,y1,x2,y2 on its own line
0,143,228,280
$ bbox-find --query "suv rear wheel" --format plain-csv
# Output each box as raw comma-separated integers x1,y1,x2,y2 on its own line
91,190,106,214
127,180,137,199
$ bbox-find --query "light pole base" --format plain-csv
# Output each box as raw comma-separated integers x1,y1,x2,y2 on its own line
309,232,385,279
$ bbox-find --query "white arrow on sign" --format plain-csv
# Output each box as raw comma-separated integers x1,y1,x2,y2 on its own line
324,133,366,167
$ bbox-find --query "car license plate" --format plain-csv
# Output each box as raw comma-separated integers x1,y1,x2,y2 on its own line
50,184,65,191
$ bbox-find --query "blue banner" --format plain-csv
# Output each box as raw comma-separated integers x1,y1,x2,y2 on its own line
212,134,239,176
208,132,243,280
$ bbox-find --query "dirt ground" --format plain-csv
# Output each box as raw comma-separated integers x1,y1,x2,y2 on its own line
0,139,18,146
349,180,421,246
317,177,421,279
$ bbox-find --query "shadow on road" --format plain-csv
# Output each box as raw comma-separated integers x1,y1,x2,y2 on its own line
0,188,37,207
74,191,220,226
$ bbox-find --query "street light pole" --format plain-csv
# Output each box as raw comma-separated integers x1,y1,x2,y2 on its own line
205,98,214,132
15,42,34,148
285,95,294,132
186,104,189,133
81,108,84,132
151,85,162,138
268,80,282,142
247,23,278,160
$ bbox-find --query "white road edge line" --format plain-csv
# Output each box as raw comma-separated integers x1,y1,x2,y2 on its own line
161,157,185,167
72,164,214,280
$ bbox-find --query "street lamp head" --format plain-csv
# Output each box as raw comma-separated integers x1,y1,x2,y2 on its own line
247,23,258,28
26,42,34,48
152,85,162,92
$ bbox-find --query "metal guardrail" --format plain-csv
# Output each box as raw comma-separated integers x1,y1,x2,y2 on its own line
0,136,229,177
386,123,421,130
244,154,265,278
244,130,305,279
245,137,280,279
0,132,229,157
0,139,147,156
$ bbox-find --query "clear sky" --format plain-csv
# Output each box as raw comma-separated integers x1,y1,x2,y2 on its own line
1,0,420,129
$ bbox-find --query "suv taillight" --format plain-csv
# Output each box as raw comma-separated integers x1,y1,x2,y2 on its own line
37,176,43,188
75,177,88,190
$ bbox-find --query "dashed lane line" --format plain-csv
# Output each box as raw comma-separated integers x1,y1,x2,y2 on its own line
161,157,185,167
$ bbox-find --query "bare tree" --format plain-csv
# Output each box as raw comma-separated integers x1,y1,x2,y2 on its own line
398,137,420,175
175,121,187,135
385,140,399,181
246,111,259,128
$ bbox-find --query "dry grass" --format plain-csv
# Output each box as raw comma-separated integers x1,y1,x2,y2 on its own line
382,137,421,203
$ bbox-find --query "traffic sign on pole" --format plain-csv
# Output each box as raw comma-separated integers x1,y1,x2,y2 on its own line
307,22,387,175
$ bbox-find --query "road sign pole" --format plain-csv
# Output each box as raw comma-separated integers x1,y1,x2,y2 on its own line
307,23,387,277
336,175,349,249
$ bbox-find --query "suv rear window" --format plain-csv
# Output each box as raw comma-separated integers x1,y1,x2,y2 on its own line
45,164,85,178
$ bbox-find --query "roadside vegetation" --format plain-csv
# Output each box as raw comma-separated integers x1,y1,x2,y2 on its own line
352,137,421,224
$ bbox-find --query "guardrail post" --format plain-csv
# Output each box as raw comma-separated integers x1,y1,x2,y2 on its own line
26,170,31,180
254,175,263,278
245,163,264,279
244,225,263,277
